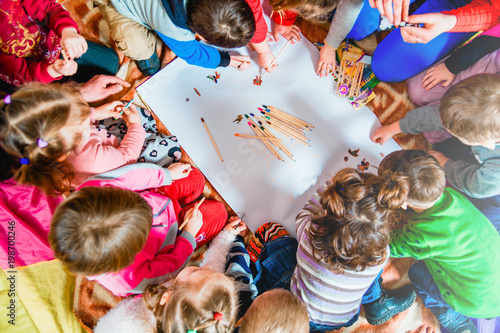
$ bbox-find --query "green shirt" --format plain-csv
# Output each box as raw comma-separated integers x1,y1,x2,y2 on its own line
390,188,500,318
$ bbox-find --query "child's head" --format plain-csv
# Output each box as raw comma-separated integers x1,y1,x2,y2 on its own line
440,74,500,146
309,168,409,273
238,289,309,333
143,266,238,333
270,0,340,23
187,0,255,48
0,83,91,195
49,186,153,275
379,150,446,210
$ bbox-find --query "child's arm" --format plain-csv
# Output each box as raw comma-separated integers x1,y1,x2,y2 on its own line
271,11,302,42
443,0,500,32
156,32,250,69
422,35,500,90
0,53,69,85
295,189,323,241
441,154,500,198
390,226,432,260
371,104,445,145
317,0,365,77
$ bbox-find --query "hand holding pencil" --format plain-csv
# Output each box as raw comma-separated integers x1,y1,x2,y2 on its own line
179,197,205,236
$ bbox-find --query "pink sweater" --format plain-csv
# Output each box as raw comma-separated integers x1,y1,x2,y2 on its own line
67,122,146,187
83,164,196,296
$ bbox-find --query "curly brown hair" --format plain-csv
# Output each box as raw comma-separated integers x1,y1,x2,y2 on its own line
308,168,409,273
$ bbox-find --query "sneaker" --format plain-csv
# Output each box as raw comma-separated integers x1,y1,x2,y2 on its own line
136,52,160,76
364,285,417,326
435,308,478,333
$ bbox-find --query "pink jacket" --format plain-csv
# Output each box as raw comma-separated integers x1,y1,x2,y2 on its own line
83,164,196,297
67,121,146,188
0,179,63,269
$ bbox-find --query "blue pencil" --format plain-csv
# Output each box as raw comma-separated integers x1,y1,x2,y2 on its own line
120,99,135,115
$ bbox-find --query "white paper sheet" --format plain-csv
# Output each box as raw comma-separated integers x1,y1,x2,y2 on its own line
137,37,401,235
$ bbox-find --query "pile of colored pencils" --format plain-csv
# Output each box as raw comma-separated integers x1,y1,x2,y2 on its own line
235,105,314,161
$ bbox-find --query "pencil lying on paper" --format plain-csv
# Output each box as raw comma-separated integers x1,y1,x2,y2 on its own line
264,105,314,128
262,37,294,78
201,118,223,162
178,197,206,230
235,133,284,142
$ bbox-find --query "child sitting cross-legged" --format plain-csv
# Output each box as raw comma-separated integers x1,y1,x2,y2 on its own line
49,162,228,296
292,168,417,332
379,150,500,333
371,74,500,231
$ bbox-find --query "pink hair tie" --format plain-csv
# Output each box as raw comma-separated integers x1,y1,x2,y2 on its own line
37,138,49,148
214,312,223,321
4,95,11,104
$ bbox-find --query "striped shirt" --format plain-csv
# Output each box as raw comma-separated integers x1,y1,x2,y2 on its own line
291,188,389,326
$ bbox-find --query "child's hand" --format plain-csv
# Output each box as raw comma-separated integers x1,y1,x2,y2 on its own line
422,63,456,90
60,27,88,59
272,24,301,43
93,101,124,120
258,49,277,73
80,75,131,103
224,216,247,237
429,150,450,167
400,13,456,45
370,121,402,145
317,45,337,78
49,59,78,77
229,55,251,70
167,163,192,180
121,104,141,126
183,202,204,237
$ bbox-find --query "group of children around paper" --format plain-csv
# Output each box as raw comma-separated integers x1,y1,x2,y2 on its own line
1,0,500,332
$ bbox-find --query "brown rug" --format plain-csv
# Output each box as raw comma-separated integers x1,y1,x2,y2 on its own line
60,1,434,331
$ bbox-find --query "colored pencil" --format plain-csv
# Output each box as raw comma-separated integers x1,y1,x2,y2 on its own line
61,49,69,62
256,117,309,146
265,105,314,128
178,197,205,230
260,109,307,131
256,123,294,160
262,37,294,78
245,115,283,161
257,113,307,137
120,98,135,115
201,118,223,162
247,117,290,160
235,133,284,142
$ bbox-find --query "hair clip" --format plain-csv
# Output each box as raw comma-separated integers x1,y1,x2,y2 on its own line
214,313,223,321
37,138,49,148
20,157,30,165
4,94,11,104
187,330,197,333
339,188,344,191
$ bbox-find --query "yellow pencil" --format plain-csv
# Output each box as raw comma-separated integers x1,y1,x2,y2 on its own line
179,197,206,230
235,133,284,142
201,118,223,162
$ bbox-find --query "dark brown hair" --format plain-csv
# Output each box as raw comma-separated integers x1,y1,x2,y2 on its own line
187,0,255,48
49,186,153,275
440,74,500,142
379,150,446,208
308,168,409,273
239,289,309,333
0,83,91,195
143,274,238,333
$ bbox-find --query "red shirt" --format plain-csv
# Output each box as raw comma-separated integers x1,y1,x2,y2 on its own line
246,0,268,43
0,0,78,86
444,0,500,32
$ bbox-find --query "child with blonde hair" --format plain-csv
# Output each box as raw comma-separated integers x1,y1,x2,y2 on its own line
292,168,416,331
49,163,228,296
379,149,500,333
371,74,500,230
0,83,180,195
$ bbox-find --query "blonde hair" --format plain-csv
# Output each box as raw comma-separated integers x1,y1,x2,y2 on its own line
143,274,238,333
308,168,409,273
0,83,90,195
379,150,446,208
239,289,309,333
270,0,339,23
49,186,153,275
440,74,500,142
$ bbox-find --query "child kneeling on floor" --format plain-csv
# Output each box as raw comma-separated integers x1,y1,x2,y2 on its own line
379,150,500,333
292,168,417,332
49,163,228,296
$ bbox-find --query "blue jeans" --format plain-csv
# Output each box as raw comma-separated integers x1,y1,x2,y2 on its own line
310,270,383,332
435,137,500,233
253,236,298,294
370,0,474,82
408,261,473,332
